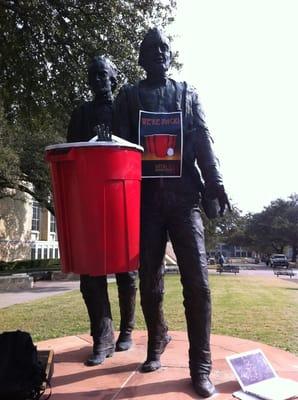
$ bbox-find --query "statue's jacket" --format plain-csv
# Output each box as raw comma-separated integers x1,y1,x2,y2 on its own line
67,101,113,143
113,78,223,204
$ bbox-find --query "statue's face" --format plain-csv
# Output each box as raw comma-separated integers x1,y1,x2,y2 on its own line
141,32,172,76
89,61,112,97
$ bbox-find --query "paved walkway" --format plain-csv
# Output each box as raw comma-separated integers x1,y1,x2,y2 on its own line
0,280,80,309
37,331,298,399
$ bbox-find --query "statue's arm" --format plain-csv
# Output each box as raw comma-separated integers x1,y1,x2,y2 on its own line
191,89,222,185
191,89,230,214
113,86,131,141
67,108,81,143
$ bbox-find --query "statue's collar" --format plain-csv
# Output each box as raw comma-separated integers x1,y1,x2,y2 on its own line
135,78,182,112
94,94,113,105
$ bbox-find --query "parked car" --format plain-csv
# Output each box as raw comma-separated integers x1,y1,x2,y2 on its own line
269,254,289,268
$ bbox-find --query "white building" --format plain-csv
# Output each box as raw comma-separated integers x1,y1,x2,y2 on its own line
0,191,59,262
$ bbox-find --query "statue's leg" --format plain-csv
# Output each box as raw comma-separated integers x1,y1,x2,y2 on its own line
169,203,215,398
80,275,115,366
139,204,171,372
115,271,137,351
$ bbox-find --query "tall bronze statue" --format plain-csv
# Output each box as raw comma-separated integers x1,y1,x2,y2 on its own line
113,29,230,397
67,56,137,366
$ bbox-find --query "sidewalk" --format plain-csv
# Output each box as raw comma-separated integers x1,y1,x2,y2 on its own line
0,280,80,309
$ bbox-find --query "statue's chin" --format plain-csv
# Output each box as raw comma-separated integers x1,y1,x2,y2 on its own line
94,88,111,97
144,63,169,77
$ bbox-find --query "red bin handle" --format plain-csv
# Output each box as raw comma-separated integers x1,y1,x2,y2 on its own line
45,147,75,163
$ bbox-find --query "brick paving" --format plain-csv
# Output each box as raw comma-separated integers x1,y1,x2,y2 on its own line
37,331,298,399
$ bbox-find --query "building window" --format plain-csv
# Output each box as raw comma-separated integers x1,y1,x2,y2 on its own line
43,248,48,259
31,201,41,232
50,214,56,233
37,248,42,259
49,213,57,241
31,247,36,260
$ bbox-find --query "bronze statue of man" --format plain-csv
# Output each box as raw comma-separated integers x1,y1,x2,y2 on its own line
113,28,230,397
67,55,137,366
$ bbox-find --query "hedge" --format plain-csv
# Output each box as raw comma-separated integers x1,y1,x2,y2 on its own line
0,258,61,273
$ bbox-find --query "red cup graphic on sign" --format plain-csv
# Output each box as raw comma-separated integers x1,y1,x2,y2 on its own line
167,135,177,156
145,135,155,154
154,134,170,157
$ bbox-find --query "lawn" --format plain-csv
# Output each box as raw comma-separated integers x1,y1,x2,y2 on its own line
0,274,297,355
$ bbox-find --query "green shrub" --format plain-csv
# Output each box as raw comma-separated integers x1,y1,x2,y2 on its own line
0,259,61,273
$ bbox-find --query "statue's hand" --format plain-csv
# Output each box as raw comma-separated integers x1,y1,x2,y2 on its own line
94,124,112,141
205,183,231,216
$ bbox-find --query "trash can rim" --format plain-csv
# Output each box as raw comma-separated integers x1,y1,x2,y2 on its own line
45,141,143,152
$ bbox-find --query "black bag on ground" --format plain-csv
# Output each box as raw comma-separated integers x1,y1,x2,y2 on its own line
0,330,47,400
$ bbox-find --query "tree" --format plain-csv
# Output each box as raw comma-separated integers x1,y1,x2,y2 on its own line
0,0,177,212
203,205,247,251
278,194,298,261
243,195,298,261
0,106,20,200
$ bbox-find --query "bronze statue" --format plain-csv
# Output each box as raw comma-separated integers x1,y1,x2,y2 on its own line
113,28,230,397
67,56,137,366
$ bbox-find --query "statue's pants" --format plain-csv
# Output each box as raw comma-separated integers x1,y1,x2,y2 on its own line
140,192,212,374
80,272,137,350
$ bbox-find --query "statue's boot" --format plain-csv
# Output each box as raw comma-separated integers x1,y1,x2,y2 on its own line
138,212,171,372
80,275,115,366
140,295,171,372
141,332,171,372
85,322,115,366
184,279,214,397
115,287,137,351
191,374,215,398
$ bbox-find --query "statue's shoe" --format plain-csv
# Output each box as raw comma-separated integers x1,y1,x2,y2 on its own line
141,334,172,372
191,374,216,398
85,346,115,366
115,332,132,352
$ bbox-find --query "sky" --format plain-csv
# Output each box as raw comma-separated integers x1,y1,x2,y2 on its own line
167,0,298,214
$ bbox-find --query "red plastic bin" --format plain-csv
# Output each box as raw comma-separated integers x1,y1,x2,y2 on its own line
45,141,143,276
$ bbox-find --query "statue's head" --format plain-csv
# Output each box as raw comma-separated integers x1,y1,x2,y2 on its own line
138,28,172,76
87,56,117,97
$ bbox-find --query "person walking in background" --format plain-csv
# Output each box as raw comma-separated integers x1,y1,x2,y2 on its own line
219,253,225,268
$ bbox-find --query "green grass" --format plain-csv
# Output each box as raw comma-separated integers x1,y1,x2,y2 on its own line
210,275,298,354
0,274,297,354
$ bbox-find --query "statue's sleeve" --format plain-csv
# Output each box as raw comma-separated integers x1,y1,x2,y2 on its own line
191,88,223,186
113,86,131,141
67,108,81,143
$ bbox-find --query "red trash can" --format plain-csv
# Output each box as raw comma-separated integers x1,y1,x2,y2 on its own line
45,141,143,276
